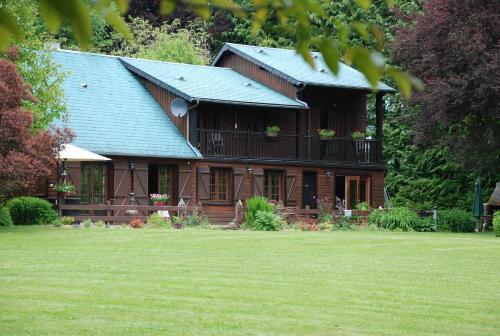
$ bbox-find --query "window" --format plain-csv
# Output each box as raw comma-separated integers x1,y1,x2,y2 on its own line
210,168,230,201
158,166,173,196
264,170,284,201
80,163,106,204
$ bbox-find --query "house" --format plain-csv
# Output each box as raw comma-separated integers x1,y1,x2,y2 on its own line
43,43,395,224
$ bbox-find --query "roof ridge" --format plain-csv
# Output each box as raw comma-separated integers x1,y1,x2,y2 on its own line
227,42,321,55
119,56,233,70
56,49,232,70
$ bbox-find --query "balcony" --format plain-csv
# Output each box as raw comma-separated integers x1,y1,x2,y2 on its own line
196,129,381,164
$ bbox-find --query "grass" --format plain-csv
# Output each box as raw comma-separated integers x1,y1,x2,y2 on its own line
0,227,499,336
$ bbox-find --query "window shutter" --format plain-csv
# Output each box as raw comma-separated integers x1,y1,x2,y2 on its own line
286,174,297,205
197,166,211,201
252,168,264,196
66,162,80,195
233,168,246,202
133,162,149,206
178,168,193,205
113,161,130,206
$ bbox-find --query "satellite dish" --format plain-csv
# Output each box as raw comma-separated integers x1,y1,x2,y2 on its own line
171,98,188,117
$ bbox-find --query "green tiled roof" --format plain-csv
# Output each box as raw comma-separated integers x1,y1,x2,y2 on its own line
213,43,396,93
120,57,305,109
52,50,202,159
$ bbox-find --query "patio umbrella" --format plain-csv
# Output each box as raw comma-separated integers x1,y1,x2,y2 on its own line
57,144,111,162
472,177,484,231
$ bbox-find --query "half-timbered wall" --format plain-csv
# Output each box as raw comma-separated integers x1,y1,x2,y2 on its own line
215,52,298,99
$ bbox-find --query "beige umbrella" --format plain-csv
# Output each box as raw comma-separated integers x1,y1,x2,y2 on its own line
58,144,111,162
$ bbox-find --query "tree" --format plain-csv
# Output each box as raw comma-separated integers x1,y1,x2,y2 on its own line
0,59,72,201
0,0,422,96
0,0,66,130
110,17,211,64
392,0,500,174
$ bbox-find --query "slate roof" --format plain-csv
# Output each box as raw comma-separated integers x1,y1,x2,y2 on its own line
212,43,396,93
52,50,202,159
119,57,305,109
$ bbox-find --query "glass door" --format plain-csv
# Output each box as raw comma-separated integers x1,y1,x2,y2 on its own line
345,176,370,209
80,163,106,205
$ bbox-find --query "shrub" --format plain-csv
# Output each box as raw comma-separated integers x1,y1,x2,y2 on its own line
356,202,370,211
368,207,422,231
334,216,355,231
318,221,333,231
185,212,210,227
171,215,184,229
95,220,106,228
146,213,172,228
0,207,13,226
437,209,476,232
245,196,274,225
6,197,58,225
413,217,437,232
492,211,500,237
129,218,144,228
318,212,333,224
82,219,93,228
61,216,75,225
52,217,63,227
251,210,283,231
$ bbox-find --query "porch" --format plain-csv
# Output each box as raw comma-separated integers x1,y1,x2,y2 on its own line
197,129,380,164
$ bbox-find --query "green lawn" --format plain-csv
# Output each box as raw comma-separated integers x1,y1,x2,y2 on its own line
0,227,499,335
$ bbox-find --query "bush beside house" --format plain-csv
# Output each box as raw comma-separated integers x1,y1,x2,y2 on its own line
6,197,58,225
0,208,13,226
493,211,500,237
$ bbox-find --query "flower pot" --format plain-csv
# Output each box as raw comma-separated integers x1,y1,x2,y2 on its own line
266,131,278,137
320,135,333,141
62,192,70,197
153,201,166,206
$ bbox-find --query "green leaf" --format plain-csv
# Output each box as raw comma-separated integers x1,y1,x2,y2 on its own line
103,9,131,40
252,8,268,34
353,22,369,40
349,48,381,90
387,67,411,98
38,0,91,49
355,0,371,10
159,0,175,15
0,8,23,50
319,39,340,74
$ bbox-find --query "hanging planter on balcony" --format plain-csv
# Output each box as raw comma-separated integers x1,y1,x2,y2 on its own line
265,125,280,137
318,129,335,141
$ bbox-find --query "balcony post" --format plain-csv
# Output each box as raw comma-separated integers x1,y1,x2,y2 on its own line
296,110,305,160
188,107,198,147
375,93,384,163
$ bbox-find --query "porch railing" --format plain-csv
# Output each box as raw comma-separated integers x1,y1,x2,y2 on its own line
58,204,199,223
197,129,380,163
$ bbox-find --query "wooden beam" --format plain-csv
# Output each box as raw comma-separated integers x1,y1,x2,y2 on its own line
375,93,384,163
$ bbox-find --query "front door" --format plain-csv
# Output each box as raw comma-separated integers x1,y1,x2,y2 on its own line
302,171,317,209
80,163,106,205
345,175,370,210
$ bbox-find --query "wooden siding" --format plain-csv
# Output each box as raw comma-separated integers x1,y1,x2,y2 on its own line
216,52,298,99
192,160,384,224
141,78,188,136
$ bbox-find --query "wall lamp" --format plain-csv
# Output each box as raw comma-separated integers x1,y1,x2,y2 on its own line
129,162,135,171
247,167,253,174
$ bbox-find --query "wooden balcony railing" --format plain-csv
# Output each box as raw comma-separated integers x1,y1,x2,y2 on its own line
197,129,380,164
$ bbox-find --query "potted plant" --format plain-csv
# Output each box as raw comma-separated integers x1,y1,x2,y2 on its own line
266,125,280,137
54,182,76,196
150,194,169,206
317,129,335,140
351,131,366,141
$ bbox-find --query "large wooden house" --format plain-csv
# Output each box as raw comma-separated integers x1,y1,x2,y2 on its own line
44,43,395,224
